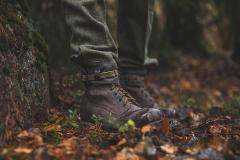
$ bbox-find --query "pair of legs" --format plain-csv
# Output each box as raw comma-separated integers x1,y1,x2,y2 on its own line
64,0,156,76
63,0,173,129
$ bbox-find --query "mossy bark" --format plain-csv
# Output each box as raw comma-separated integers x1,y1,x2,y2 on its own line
0,0,50,145
32,0,84,110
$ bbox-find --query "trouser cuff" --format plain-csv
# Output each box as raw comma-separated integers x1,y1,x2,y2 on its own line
120,74,145,87
81,69,120,85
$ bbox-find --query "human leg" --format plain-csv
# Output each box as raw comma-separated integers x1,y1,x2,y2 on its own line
63,0,168,129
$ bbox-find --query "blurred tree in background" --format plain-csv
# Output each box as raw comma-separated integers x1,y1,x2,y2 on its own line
32,0,240,65
31,0,240,106
150,0,240,64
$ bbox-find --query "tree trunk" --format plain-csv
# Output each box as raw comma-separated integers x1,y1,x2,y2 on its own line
0,0,50,145
232,1,240,62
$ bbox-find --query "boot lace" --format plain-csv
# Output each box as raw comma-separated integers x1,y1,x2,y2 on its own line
111,84,138,106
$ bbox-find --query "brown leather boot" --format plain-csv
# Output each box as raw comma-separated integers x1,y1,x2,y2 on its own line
120,75,176,118
80,84,167,129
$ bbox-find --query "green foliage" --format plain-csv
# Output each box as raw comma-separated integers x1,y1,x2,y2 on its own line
62,109,80,128
89,134,113,148
0,39,10,52
32,31,48,54
44,130,61,144
118,119,136,134
2,65,11,76
91,114,103,125
42,123,61,144
185,97,197,108
223,97,240,117
33,31,48,72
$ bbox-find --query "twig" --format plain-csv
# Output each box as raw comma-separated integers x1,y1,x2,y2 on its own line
190,118,230,130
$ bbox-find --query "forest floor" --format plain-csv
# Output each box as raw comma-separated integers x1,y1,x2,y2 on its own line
1,55,240,160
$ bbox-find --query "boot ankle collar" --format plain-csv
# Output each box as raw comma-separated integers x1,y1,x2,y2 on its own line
80,69,119,82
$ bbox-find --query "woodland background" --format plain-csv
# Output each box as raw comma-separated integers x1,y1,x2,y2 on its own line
0,0,240,159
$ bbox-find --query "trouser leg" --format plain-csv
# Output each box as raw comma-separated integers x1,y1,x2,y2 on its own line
118,0,156,75
63,0,118,84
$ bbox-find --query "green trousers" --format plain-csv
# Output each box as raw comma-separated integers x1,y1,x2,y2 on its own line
63,0,155,83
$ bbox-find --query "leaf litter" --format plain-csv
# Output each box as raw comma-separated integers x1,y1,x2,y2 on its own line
1,56,240,160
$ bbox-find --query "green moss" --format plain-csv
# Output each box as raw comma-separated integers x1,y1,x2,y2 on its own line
223,97,240,116
32,31,48,54
2,65,11,76
0,39,10,52
16,0,31,16
36,52,48,73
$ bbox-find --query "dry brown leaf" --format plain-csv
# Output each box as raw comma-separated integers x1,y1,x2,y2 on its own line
134,141,145,154
17,130,44,146
14,147,33,154
208,136,223,151
189,112,203,122
209,125,222,135
117,138,127,146
48,137,80,158
160,87,173,96
212,90,222,97
158,156,173,160
160,144,178,154
113,148,139,160
49,148,66,158
58,136,80,151
159,118,170,135
43,124,62,133
179,79,193,91
141,125,155,134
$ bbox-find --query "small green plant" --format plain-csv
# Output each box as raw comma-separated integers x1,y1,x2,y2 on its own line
62,109,80,128
186,97,197,107
223,97,240,117
42,124,61,144
91,114,103,125
118,120,137,147
118,119,136,134
44,130,61,144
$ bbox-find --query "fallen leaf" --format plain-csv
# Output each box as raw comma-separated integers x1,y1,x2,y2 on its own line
158,156,173,160
212,90,222,97
134,141,145,154
208,136,223,151
58,136,80,151
179,79,193,91
160,144,178,154
113,148,139,160
159,118,170,135
17,130,44,146
49,148,66,158
117,138,127,146
14,147,33,154
43,124,62,133
141,125,155,134
209,125,222,135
